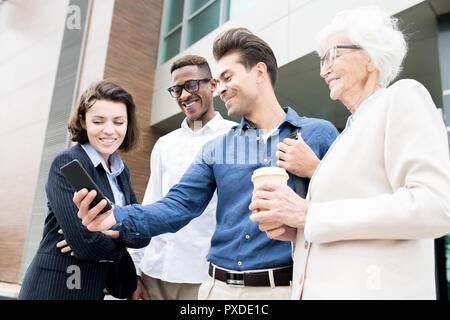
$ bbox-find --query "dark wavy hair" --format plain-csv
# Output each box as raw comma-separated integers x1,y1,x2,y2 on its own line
68,81,139,152
213,27,278,87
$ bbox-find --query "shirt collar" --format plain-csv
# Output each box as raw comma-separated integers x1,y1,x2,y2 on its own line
237,107,305,134
181,111,225,133
80,142,124,177
345,88,386,129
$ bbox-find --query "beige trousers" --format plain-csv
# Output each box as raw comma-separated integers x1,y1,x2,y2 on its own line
198,276,291,300
141,273,201,300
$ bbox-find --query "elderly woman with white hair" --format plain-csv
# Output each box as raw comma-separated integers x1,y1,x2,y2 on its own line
249,6,450,299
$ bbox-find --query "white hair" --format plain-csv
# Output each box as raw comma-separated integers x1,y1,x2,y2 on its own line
316,6,407,87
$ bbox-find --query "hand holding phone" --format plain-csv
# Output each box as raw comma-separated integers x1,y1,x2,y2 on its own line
60,159,112,214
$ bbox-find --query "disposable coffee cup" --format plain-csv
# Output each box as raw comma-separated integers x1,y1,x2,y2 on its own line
251,167,289,189
251,167,289,212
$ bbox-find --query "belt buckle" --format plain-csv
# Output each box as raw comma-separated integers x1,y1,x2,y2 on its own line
226,272,244,286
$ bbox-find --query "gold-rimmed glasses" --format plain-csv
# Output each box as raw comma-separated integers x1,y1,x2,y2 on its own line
320,45,362,70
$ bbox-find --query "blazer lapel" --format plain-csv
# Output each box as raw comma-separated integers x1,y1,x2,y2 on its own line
94,165,115,204
116,172,131,205
75,143,117,204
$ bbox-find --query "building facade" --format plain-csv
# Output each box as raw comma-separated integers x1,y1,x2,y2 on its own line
0,0,449,299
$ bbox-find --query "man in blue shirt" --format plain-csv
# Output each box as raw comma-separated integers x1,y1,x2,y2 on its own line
75,28,339,300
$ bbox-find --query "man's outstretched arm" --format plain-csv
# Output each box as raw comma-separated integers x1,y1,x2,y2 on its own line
73,149,218,240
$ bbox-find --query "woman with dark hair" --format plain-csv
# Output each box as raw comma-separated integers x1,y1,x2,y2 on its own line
19,81,149,300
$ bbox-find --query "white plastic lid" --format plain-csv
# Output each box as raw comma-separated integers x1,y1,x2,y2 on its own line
251,167,288,181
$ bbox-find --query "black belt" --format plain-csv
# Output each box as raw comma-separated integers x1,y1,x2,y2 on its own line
208,263,292,287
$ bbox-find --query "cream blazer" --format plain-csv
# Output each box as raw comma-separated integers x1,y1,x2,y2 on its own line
292,79,450,300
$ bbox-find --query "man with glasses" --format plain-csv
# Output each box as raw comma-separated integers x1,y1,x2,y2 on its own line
128,55,236,300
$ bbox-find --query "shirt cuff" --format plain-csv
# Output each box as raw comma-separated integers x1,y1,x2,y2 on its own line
113,205,126,225
111,205,139,240
304,205,314,243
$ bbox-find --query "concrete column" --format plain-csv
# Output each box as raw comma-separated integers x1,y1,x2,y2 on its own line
19,0,92,281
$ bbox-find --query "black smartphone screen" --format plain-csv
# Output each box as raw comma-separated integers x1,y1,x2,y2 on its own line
60,159,112,214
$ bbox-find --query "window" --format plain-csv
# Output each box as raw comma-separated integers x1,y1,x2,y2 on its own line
186,0,221,47
160,0,184,63
159,0,258,64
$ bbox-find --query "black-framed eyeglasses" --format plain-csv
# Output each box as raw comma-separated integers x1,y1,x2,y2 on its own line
320,45,362,70
167,78,211,98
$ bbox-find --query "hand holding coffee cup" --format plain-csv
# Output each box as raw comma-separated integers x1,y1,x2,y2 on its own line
251,167,289,212
250,167,309,241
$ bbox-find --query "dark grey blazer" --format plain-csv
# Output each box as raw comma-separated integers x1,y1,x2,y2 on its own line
19,144,149,300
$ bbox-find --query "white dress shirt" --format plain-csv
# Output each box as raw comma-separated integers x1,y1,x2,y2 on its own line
129,112,236,283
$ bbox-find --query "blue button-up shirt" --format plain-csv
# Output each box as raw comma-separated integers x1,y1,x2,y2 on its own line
114,107,339,271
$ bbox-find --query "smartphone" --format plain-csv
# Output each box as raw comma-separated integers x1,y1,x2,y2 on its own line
288,128,299,140
60,159,112,214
